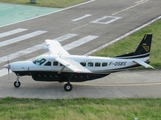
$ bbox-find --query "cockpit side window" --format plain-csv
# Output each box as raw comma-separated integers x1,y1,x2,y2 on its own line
40,59,46,65
33,57,46,65
80,62,86,67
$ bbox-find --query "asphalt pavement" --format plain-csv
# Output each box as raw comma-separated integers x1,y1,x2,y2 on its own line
0,70,161,99
0,0,161,99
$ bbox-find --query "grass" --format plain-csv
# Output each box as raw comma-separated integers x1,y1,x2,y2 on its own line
1,97,161,120
93,19,161,69
0,0,86,8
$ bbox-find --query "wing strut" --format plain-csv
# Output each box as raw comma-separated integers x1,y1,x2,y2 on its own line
58,66,66,74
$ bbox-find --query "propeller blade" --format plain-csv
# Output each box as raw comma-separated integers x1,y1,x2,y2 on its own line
7,56,10,80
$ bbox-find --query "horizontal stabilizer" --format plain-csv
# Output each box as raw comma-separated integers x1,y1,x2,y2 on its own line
56,57,92,73
133,60,154,69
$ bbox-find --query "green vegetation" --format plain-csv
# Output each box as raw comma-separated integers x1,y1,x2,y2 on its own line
93,20,161,69
0,0,86,8
0,97,161,120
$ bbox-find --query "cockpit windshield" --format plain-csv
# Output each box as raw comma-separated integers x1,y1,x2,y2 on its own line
33,57,46,65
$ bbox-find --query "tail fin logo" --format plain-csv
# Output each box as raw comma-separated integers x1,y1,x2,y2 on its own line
142,45,149,52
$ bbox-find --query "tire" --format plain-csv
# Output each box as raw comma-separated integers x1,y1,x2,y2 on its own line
64,83,73,91
14,81,21,88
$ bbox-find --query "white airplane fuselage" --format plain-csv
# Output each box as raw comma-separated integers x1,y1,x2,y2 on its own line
7,54,148,82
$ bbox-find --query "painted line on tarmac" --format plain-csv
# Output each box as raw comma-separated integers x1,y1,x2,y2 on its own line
0,30,47,47
73,82,161,87
85,15,161,55
72,14,92,22
91,16,122,25
52,34,77,41
71,24,89,31
0,28,28,38
64,35,98,50
112,0,149,15
136,0,148,4
0,0,95,28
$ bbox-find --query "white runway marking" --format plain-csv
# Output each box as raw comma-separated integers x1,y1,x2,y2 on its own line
73,82,161,87
112,0,149,15
64,35,98,50
52,34,77,41
72,14,92,22
72,24,89,31
0,28,27,38
136,0,148,4
0,44,45,64
0,69,9,77
91,16,121,25
0,30,47,47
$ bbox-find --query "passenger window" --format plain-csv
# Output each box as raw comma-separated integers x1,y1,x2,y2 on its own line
95,62,101,67
53,61,58,66
102,62,107,67
80,62,86,67
88,62,93,67
44,61,51,66
60,63,63,66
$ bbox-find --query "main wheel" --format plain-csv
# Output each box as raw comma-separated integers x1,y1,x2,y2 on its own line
14,81,21,88
64,83,73,91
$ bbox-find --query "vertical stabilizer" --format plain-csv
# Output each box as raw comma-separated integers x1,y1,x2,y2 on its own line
134,34,152,55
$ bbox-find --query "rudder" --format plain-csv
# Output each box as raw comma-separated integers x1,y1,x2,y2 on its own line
134,34,152,55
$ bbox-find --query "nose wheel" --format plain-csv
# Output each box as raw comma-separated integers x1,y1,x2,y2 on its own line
14,76,21,88
14,81,21,87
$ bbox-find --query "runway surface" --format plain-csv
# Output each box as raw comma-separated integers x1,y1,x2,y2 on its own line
1,70,161,99
0,0,161,99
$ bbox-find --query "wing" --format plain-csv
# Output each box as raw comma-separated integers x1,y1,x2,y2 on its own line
45,40,91,73
133,60,154,69
45,40,70,55
56,57,91,73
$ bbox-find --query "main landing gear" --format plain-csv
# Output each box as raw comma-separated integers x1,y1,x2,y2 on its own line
63,75,73,92
14,76,21,88
64,83,73,91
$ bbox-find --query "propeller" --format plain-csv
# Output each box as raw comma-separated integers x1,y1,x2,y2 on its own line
4,57,11,80
7,57,10,80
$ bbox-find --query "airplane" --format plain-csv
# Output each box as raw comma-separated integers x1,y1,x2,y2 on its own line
4,34,154,91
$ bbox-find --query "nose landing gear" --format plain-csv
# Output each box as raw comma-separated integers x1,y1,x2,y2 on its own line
14,76,21,88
